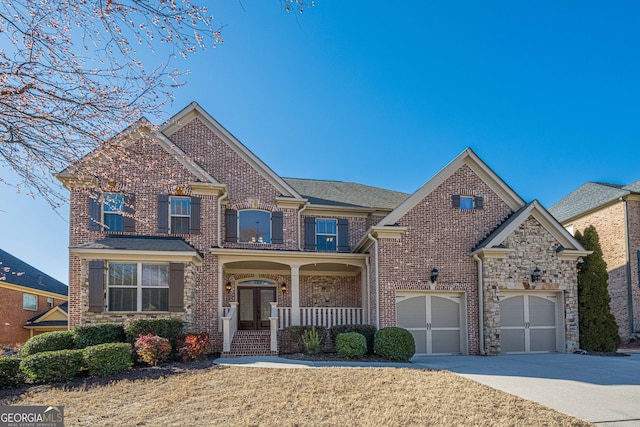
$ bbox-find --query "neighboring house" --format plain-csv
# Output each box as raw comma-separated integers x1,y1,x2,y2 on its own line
0,249,68,346
56,102,588,356
549,181,640,341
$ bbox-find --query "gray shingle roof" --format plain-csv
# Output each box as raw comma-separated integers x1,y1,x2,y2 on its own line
623,180,640,193
0,249,68,296
548,182,632,223
75,236,200,253
26,302,68,326
283,178,409,210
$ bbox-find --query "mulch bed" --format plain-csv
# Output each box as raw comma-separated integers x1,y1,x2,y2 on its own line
280,352,397,363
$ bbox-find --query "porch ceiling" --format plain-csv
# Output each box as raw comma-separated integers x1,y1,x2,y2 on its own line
224,260,360,273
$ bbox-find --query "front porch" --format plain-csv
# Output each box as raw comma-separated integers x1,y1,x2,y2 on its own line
211,248,369,356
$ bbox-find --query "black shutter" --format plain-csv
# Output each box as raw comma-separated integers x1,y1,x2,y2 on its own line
225,209,238,242
475,196,484,209
272,211,284,244
304,216,316,250
169,263,184,312
88,260,105,312
124,193,136,232
190,196,201,234
337,218,349,252
88,192,101,231
451,194,461,208
157,194,169,233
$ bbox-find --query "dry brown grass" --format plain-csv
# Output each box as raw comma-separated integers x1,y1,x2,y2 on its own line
3,365,591,426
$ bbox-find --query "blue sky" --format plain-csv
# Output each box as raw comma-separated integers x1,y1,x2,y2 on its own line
1,1,638,283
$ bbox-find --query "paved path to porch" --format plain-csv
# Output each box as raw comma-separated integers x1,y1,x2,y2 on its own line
214,353,640,426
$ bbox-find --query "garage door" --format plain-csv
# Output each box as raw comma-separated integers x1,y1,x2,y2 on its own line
396,293,465,355
500,293,560,353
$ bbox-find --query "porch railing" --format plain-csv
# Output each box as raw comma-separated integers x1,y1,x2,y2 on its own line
299,307,364,328
222,302,238,353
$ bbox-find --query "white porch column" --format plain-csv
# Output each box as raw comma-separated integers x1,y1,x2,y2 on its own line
218,261,224,332
291,265,301,326
361,267,368,324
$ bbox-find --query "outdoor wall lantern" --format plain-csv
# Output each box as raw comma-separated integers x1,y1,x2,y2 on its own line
280,282,288,293
430,268,439,283
531,267,542,282
225,282,233,293
576,258,585,271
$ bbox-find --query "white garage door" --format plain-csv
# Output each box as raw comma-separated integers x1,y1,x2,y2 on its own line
396,293,465,355
500,293,561,353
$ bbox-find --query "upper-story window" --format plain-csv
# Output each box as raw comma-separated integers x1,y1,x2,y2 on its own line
452,195,483,211
23,293,37,311
170,197,191,234
239,210,271,244
103,193,125,231
316,219,337,250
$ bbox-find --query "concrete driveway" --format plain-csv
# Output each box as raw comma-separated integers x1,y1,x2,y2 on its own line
415,353,640,426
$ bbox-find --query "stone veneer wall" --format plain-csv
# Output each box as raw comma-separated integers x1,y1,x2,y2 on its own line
571,201,636,340
481,217,579,354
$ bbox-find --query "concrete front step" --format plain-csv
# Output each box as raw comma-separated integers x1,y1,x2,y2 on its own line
223,330,278,357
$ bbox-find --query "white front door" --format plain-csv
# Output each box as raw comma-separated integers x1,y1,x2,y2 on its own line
500,293,560,353
396,293,465,355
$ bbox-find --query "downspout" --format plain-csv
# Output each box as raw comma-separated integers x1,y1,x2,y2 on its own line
367,233,380,330
473,254,486,355
297,203,308,251
217,189,229,248
623,198,635,336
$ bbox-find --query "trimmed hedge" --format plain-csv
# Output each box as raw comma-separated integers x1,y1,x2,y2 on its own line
124,318,184,347
374,327,415,362
20,349,84,383
330,324,376,354
0,358,23,388
74,323,126,349
83,343,133,377
336,332,367,359
20,331,76,357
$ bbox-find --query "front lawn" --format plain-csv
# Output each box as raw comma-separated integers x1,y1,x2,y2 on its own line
1,364,590,426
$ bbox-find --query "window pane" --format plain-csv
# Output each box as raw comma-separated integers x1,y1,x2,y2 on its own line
109,263,137,286
171,217,190,234
316,219,336,234
104,213,124,231
317,235,336,251
103,193,124,213
170,197,191,216
109,288,137,311
239,210,271,243
142,264,170,287
23,293,37,310
460,196,474,210
142,288,169,311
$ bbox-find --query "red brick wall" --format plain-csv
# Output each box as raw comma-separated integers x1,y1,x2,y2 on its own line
0,287,66,346
376,164,514,354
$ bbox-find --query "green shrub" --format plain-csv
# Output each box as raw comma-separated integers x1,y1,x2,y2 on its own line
135,334,172,366
20,331,76,357
124,318,184,347
20,349,84,383
335,332,367,359
0,358,24,388
177,332,213,362
74,323,126,349
374,327,415,362
302,326,322,355
83,343,133,377
330,324,376,354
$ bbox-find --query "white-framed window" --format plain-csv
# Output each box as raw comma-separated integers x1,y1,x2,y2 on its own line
239,210,271,243
107,262,169,312
103,193,125,231
316,219,337,251
170,196,191,234
47,297,53,308
23,293,37,311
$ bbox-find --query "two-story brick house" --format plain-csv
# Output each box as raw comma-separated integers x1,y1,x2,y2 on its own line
550,181,640,342
57,102,588,356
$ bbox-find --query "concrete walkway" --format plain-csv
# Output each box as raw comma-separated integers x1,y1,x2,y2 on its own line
214,353,640,426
